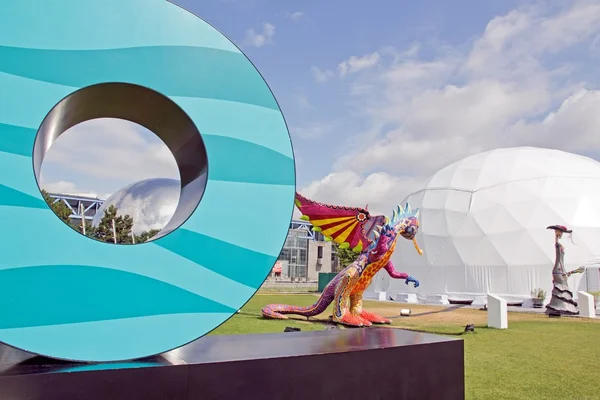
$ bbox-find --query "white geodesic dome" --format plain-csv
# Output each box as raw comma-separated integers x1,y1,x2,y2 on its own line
372,147,600,305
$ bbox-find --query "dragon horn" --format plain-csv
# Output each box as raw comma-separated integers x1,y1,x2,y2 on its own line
414,208,420,218
405,202,411,214
376,225,383,232
413,237,423,255
392,208,398,222
373,230,380,239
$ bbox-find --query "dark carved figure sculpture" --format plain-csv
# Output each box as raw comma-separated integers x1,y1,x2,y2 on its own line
545,225,582,316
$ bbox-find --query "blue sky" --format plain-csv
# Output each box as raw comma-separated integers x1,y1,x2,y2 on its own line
42,0,600,214
184,0,523,185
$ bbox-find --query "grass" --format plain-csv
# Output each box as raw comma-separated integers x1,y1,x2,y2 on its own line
211,293,600,400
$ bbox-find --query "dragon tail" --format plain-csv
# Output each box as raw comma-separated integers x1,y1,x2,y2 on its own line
261,291,334,320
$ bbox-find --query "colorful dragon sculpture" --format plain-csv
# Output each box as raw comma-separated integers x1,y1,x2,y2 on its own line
261,193,423,327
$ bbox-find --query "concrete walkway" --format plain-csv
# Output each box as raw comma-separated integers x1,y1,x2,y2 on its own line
423,302,600,317
369,297,600,317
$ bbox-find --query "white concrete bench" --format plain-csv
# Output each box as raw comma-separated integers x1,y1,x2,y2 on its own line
487,294,508,329
577,291,596,318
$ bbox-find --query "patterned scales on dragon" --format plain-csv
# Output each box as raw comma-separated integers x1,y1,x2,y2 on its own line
261,193,423,327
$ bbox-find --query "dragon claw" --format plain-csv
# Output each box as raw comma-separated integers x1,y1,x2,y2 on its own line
333,313,365,327
405,276,419,288
359,310,391,324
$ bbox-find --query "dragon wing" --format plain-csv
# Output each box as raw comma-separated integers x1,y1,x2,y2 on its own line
295,192,387,253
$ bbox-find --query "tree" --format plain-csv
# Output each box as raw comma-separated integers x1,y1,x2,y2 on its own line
94,205,134,244
70,219,96,238
333,243,360,268
135,229,161,243
42,192,162,244
91,205,161,244
41,189,73,224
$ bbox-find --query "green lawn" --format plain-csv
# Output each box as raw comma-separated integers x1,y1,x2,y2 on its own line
210,293,600,400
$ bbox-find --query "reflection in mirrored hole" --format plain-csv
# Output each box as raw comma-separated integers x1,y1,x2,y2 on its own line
39,118,181,244
33,83,209,245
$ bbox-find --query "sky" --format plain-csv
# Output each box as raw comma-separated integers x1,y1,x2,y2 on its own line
41,0,600,217
41,118,179,199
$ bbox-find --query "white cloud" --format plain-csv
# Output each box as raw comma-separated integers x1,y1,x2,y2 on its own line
300,171,424,217
311,66,334,83
289,11,305,21
40,180,110,199
40,118,179,196
297,93,315,110
291,123,335,140
338,52,381,77
300,1,600,215
244,23,276,48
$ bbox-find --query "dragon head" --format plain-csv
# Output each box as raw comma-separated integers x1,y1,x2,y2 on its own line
367,202,423,260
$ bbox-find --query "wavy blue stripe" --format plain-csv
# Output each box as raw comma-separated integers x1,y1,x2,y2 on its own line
0,184,46,210
0,265,234,329
0,313,231,362
154,228,274,288
173,96,293,157
0,72,75,129
0,45,278,110
204,135,294,185
0,152,44,197
182,180,293,255
0,123,35,157
0,207,256,309
0,0,240,53
0,71,292,158
0,123,294,187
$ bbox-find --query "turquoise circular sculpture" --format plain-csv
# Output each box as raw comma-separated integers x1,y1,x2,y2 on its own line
0,0,295,362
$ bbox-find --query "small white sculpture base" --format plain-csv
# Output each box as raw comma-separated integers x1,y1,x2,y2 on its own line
487,294,508,329
377,291,388,301
577,291,596,318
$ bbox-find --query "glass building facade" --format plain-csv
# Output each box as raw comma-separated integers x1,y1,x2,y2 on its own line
278,228,309,279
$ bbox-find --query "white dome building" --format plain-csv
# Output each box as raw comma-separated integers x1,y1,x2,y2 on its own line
369,147,600,306
92,178,181,236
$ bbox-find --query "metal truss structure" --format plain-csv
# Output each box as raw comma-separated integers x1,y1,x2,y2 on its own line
47,193,105,221
46,193,319,242
289,219,318,240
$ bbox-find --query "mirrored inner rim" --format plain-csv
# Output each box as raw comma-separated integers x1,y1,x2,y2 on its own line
33,82,208,240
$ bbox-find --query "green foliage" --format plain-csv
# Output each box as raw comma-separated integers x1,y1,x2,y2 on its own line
41,189,72,224
135,228,161,243
530,288,546,299
333,244,360,267
41,191,162,244
93,205,160,244
94,205,134,244
70,219,97,238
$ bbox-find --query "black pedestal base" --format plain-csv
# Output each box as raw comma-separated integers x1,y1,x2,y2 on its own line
0,327,464,400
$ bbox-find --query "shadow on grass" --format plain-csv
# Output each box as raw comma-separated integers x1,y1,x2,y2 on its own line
395,326,475,336
388,304,468,319
239,310,344,329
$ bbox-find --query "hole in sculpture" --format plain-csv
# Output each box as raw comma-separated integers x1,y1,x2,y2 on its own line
33,83,208,245
39,119,180,244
